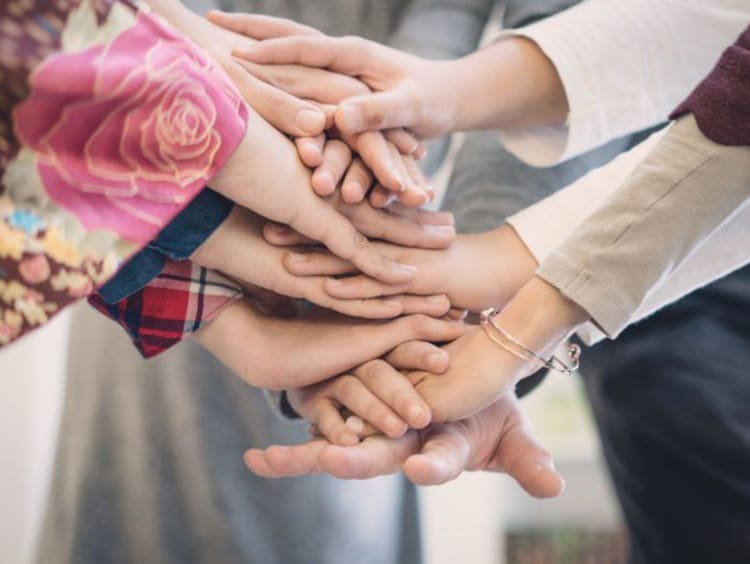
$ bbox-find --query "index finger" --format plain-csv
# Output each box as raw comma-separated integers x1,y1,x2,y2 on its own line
233,35,378,76
317,431,419,480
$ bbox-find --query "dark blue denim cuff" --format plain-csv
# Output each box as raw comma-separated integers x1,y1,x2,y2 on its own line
98,189,233,304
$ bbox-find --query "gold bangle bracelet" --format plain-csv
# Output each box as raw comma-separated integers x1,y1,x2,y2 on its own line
480,308,581,376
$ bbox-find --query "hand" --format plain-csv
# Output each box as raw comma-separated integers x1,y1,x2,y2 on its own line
210,114,420,286
262,194,456,251
245,392,565,497
223,13,568,138
226,16,461,138
274,226,538,312
192,207,453,319
287,340,447,445
410,326,529,422
206,10,434,204
412,278,591,422
193,301,467,390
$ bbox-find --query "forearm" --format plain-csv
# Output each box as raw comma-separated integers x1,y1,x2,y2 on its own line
510,115,750,343
448,36,568,132
490,276,589,362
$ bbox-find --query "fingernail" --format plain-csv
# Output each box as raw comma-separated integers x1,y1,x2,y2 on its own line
427,295,446,304
314,169,334,190
290,252,308,263
427,225,456,237
389,167,406,192
408,405,427,426
386,415,405,434
270,223,289,234
295,108,325,134
344,180,363,196
345,415,365,434
339,103,363,132
427,351,447,371
396,263,417,274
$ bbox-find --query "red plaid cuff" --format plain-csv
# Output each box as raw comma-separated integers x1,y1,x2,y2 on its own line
90,260,243,358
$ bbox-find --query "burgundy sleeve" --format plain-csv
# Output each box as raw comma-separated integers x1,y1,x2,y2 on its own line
670,25,750,146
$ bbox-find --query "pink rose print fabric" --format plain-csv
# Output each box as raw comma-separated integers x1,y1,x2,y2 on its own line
0,0,249,348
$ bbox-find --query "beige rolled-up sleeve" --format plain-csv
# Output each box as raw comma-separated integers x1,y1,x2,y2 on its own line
530,115,750,341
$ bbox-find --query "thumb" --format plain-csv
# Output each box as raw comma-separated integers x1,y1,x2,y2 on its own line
498,422,565,499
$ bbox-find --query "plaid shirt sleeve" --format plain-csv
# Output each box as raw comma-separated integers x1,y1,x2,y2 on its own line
89,260,244,358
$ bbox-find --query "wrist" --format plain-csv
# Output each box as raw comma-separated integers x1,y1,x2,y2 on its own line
494,276,589,360
485,225,539,306
452,37,568,131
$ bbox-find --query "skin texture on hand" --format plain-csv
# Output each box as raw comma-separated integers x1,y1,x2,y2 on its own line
193,300,467,390
412,277,591,423
287,340,448,446
191,208,454,319
245,392,565,497
273,226,539,313
210,120,420,286
206,10,433,206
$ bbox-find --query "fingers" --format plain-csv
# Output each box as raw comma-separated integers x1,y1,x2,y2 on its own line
388,294,451,317
354,360,431,429
341,158,373,203
403,424,472,485
286,200,418,285
262,222,317,246
347,131,405,198
394,314,467,345
403,154,435,203
447,308,469,321
332,372,410,438
312,140,352,196
317,432,419,479
496,408,565,499
234,35,380,76
284,250,355,276
385,340,450,374
295,135,325,168
369,186,392,208
227,62,325,137
268,203,456,252
308,396,361,446
242,60,371,106
244,441,328,478
325,275,396,300
207,11,322,40
349,207,455,250
384,129,424,158
336,90,424,137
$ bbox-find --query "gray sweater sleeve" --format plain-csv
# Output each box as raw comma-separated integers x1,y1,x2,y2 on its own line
387,0,496,59
536,114,750,338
